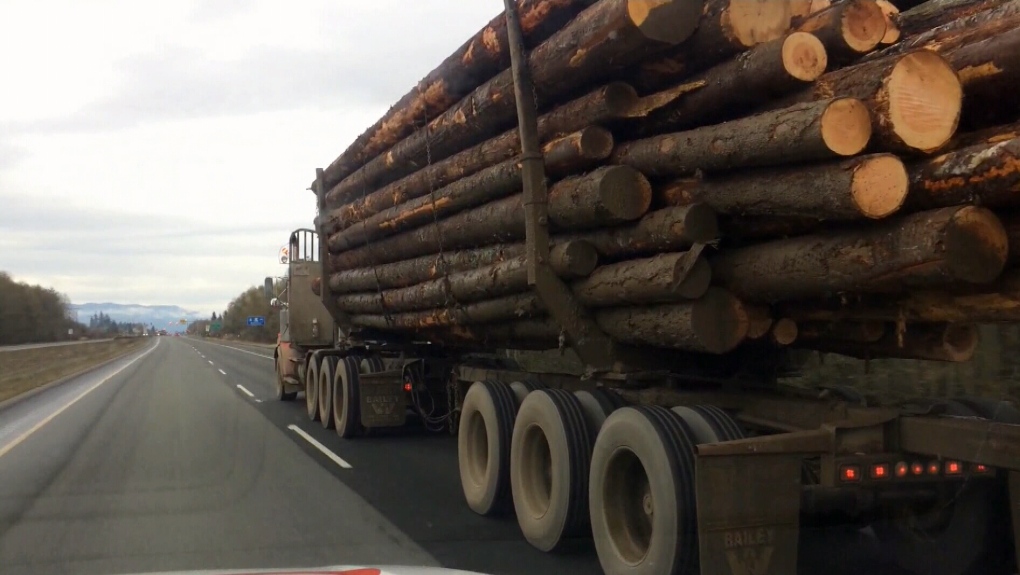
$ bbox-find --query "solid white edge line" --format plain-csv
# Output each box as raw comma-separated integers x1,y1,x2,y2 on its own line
0,339,161,460
235,384,256,398
287,424,352,469
218,369,227,375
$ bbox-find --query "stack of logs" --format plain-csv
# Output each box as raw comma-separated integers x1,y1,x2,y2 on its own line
312,0,1020,366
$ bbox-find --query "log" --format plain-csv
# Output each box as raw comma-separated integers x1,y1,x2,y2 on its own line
327,127,614,251
711,205,1009,302
329,166,651,269
782,50,963,153
659,153,908,220
718,215,822,243
943,24,1020,103
1004,211,1020,263
594,287,749,353
798,322,979,362
905,137,1020,210
571,251,711,306
324,0,704,207
630,0,797,92
334,241,597,314
564,204,720,259
324,82,639,227
417,320,564,350
768,318,799,346
628,31,828,136
611,97,871,177
875,0,900,44
863,2,1020,62
779,269,1020,323
315,0,597,191
897,0,1006,38
744,304,775,339
350,293,545,331
949,120,1020,150
796,320,887,342
795,0,887,63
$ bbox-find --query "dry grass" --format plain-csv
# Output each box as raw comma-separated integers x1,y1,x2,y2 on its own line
0,338,149,403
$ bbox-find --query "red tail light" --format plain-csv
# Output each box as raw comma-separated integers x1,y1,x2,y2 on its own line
869,463,890,479
945,461,962,475
895,462,909,478
840,465,861,482
910,462,925,476
973,463,991,474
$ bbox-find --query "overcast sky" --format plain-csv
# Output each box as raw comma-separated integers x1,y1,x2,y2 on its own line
0,0,501,313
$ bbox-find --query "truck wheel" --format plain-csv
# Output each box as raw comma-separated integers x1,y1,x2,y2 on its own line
334,357,362,438
511,389,593,551
305,359,319,422
275,360,296,401
590,406,699,575
458,381,517,516
873,399,1015,575
509,379,546,405
690,404,745,441
361,356,385,374
318,357,338,430
574,389,624,437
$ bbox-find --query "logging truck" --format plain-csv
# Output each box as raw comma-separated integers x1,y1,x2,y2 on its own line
268,0,1020,574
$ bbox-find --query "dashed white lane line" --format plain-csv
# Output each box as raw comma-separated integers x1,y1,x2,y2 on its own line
208,360,214,365
287,424,353,469
236,384,256,398
198,340,273,360
218,369,227,375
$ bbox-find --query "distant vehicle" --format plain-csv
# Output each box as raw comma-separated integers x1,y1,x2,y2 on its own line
158,330,168,336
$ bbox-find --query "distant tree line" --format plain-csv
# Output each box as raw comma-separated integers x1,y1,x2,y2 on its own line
0,271,87,345
187,285,280,343
87,311,151,337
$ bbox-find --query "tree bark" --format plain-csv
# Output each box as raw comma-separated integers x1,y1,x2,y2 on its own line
875,0,900,44
327,127,613,251
779,269,1020,323
796,320,886,342
415,320,564,350
350,293,545,331
315,0,598,192
711,205,1009,302
797,322,979,361
594,287,749,353
782,50,963,153
949,120,1020,150
329,167,650,269
629,0,798,92
571,250,711,306
323,82,639,226
795,0,887,63
719,215,822,243
897,0,1006,37
563,204,719,259
324,0,703,206
863,2,1020,61
905,137,1020,210
333,241,597,314
611,97,871,177
659,153,908,220
943,24,1020,107
627,31,828,137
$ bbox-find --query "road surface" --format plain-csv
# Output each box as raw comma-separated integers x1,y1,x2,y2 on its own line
0,336,601,575
0,339,115,353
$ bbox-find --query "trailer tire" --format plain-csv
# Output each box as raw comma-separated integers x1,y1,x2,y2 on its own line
318,357,338,430
575,389,622,437
510,379,546,405
334,357,362,438
361,356,385,374
590,406,699,575
305,359,319,422
458,381,517,516
511,389,593,551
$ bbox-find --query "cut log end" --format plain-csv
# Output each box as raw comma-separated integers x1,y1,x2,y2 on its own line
821,97,872,156
601,165,654,221
691,287,749,354
842,0,887,54
946,206,1009,284
744,304,774,339
676,256,713,299
551,240,599,278
783,32,828,82
874,0,900,45
770,318,799,346
941,323,980,362
627,0,705,45
579,126,616,159
724,0,796,48
679,203,720,243
888,51,963,153
851,154,908,219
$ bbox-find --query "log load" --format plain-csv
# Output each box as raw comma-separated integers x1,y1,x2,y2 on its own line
744,304,776,339
875,0,901,45
611,97,872,177
796,320,887,343
942,24,1020,123
794,0,887,64
896,0,1007,38
571,251,712,305
316,0,598,191
905,136,1020,210
796,322,980,362
862,2,1020,62
323,0,704,208
658,153,909,220
710,206,1009,302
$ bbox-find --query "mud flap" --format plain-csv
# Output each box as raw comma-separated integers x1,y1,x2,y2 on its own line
359,372,407,428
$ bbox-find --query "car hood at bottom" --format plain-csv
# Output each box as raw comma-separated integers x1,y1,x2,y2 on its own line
133,567,490,575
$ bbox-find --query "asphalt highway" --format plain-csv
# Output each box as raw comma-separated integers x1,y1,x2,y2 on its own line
0,336,602,575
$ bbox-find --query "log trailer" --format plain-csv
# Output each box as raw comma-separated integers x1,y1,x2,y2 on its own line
268,1,1020,574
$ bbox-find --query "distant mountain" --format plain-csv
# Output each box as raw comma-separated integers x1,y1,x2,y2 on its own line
71,303,205,332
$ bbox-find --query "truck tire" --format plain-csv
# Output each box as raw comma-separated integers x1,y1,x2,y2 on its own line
334,356,362,438
873,399,1016,575
458,381,517,516
511,389,593,552
509,379,546,405
318,357,339,430
574,389,624,437
361,356,385,374
590,406,699,575
275,360,296,401
305,359,319,422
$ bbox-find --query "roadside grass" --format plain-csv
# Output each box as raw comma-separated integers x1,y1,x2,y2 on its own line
0,338,150,403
